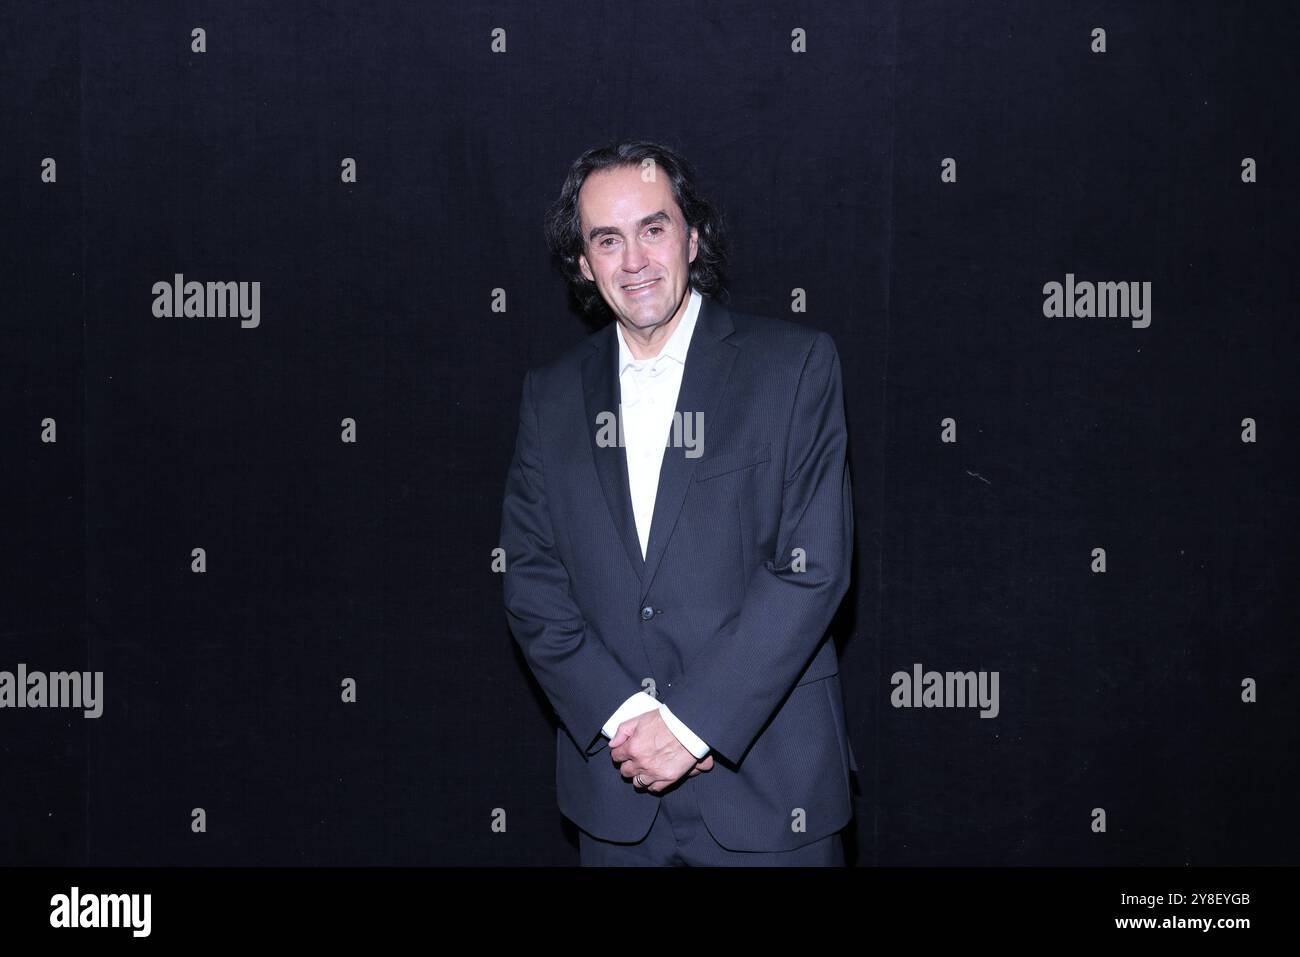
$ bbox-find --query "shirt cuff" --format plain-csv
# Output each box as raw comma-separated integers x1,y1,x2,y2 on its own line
659,704,711,759
601,691,661,739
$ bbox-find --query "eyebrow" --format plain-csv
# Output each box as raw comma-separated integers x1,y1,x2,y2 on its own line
587,210,670,243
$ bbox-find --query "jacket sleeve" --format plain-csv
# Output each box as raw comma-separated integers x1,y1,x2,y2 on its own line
660,332,854,764
500,369,642,756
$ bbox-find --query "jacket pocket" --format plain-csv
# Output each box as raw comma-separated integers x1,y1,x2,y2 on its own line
693,442,771,482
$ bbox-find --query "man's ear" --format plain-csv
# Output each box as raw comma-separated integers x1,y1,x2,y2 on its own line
688,226,699,264
578,252,594,282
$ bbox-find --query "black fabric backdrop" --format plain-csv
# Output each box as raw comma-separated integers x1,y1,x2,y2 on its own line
2,0,1296,866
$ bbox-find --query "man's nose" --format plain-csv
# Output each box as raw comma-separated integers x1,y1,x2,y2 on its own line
621,241,649,271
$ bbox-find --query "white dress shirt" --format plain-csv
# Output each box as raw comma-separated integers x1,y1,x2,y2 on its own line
598,287,711,760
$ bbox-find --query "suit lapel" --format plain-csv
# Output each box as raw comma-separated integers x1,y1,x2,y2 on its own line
583,328,645,582
582,292,739,598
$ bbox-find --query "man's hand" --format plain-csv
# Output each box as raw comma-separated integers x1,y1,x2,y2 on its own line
686,754,715,776
608,709,714,792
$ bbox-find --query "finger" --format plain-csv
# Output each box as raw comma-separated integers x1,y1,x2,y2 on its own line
609,739,634,762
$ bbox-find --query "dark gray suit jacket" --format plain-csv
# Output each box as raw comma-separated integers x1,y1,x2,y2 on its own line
500,291,857,852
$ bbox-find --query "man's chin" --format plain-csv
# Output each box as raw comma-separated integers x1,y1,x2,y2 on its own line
619,308,666,329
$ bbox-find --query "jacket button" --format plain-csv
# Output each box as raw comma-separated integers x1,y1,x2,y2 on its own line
640,606,655,621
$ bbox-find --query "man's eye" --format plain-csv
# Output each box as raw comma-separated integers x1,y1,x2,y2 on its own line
647,226,664,237
601,237,617,247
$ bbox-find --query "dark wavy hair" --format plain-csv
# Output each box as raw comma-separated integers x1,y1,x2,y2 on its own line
543,139,730,323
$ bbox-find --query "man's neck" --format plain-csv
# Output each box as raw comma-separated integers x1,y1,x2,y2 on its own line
618,289,692,361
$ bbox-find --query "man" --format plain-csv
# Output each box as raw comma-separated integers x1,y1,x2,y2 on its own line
501,140,858,865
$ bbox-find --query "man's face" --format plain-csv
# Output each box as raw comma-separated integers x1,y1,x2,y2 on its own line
577,164,699,334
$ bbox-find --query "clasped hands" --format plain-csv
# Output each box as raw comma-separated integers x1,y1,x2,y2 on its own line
608,708,714,794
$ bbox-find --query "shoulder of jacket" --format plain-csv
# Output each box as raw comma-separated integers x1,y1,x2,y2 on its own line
521,324,607,388
726,308,833,363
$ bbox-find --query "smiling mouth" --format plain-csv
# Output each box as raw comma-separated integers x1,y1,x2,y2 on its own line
623,279,659,293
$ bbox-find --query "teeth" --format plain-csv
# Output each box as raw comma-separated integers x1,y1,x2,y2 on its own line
626,280,656,290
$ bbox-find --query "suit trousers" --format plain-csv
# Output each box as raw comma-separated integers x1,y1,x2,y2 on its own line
577,778,845,866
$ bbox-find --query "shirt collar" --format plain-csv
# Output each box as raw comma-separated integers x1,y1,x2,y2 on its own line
615,287,701,377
